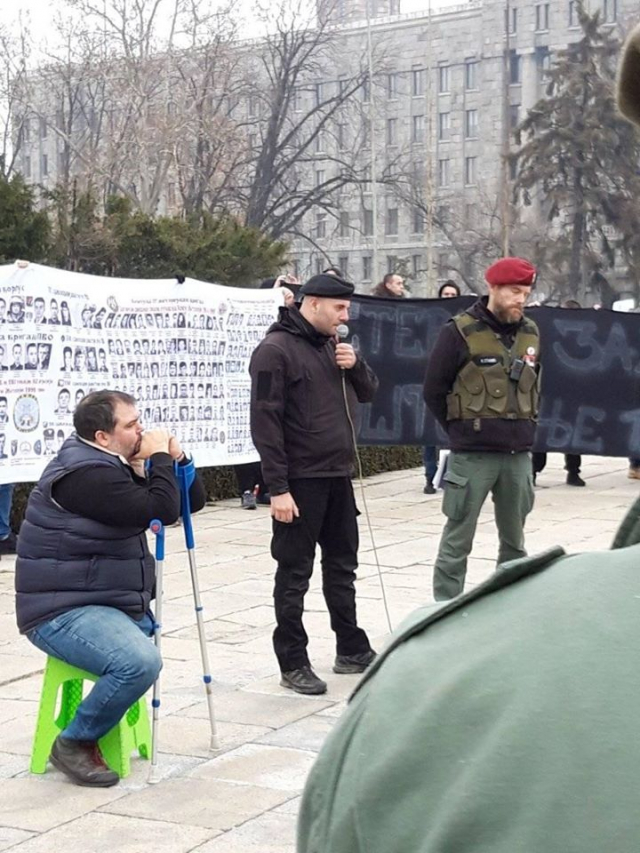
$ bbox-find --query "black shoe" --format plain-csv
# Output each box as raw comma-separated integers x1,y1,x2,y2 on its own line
333,650,377,674
50,735,119,787
241,490,257,510
280,666,327,695
567,473,586,487
423,480,436,495
0,532,17,555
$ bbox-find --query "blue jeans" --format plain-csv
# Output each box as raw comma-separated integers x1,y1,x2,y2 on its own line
27,605,161,741
423,446,438,482
0,483,14,539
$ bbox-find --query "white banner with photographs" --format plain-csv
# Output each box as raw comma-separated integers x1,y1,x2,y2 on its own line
0,262,281,485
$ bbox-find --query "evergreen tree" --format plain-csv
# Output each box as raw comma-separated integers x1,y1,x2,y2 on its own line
0,171,50,263
513,2,640,303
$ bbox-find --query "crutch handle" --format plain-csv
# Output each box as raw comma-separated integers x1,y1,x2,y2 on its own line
149,518,165,560
176,460,196,550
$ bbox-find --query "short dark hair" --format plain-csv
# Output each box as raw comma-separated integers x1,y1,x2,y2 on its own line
438,280,461,298
74,390,136,440
0,396,6,404
562,299,581,309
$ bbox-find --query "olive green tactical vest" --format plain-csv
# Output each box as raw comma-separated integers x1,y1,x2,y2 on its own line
446,312,540,423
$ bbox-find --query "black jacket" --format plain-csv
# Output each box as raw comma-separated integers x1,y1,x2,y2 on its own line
423,297,540,453
249,306,378,495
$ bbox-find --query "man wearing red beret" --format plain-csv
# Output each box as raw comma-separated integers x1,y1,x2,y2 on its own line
423,257,541,599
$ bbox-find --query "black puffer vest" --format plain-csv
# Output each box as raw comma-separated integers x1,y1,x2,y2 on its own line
15,435,155,633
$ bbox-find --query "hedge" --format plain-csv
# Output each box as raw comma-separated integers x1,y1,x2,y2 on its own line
8,446,423,532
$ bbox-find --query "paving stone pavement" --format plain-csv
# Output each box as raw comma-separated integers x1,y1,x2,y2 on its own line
0,455,636,851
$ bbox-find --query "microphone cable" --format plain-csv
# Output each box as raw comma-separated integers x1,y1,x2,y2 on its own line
337,325,394,634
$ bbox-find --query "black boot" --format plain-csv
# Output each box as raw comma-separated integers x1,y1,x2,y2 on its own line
423,479,436,495
50,735,119,787
334,650,377,674
567,472,586,487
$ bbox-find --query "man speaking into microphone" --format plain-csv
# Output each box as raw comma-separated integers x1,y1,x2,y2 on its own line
249,273,378,695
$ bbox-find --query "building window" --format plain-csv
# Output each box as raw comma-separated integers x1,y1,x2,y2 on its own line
338,76,348,96
316,212,327,239
465,60,478,91
386,255,399,273
386,207,399,236
315,169,325,187
248,96,258,117
167,183,176,205
412,67,425,97
314,131,326,153
314,82,323,107
536,47,551,84
465,202,478,229
464,156,477,185
509,51,522,85
292,87,302,111
24,155,31,178
387,118,397,146
465,109,478,139
438,158,450,187
41,154,48,177
363,255,373,281
315,257,324,275
438,112,450,141
22,119,30,142
336,122,346,150
535,3,549,30
40,116,48,139
568,1,577,27
362,164,372,192
363,118,371,145
413,208,425,233
412,114,425,143
603,0,617,22
438,64,450,94
509,103,520,129
412,254,423,276
509,157,518,181
362,76,371,103
387,72,398,99
507,6,517,33
338,255,349,275
339,211,350,238
363,208,373,235
438,252,450,277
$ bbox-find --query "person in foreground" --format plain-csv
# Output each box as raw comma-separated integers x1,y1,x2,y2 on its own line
297,496,640,852
15,390,205,787
249,273,378,696
424,257,541,600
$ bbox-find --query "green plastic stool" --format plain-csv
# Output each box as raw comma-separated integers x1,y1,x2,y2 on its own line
30,656,152,778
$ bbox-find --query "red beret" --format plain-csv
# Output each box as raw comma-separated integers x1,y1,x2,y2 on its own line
485,257,537,287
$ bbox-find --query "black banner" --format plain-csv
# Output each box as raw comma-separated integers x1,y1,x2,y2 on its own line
349,295,640,458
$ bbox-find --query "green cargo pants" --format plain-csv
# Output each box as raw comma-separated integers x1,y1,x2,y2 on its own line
433,451,535,600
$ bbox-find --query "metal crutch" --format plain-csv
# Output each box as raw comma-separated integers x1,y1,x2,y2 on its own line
177,459,219,751
148,517,165,783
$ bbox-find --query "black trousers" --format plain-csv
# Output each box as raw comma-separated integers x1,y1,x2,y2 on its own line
233,462,266,495
532,452,581,476
271,477,371,672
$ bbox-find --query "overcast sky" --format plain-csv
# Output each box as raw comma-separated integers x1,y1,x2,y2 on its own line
9,0,467,51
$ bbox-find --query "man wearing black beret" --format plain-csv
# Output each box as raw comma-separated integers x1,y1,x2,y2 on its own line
424,257,541,599
249,273,378,694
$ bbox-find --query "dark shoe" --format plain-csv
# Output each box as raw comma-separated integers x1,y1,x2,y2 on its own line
333,650,377,674
241,490,257,510
0,532,17,554
280,666,327,695
423,480,436,495
567,473,586,487
256,491,271,505
50,735,119,787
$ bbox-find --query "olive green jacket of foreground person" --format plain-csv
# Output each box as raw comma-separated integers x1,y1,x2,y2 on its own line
297,497,640,853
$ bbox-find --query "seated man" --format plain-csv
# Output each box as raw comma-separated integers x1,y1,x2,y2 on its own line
15,390,205,788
